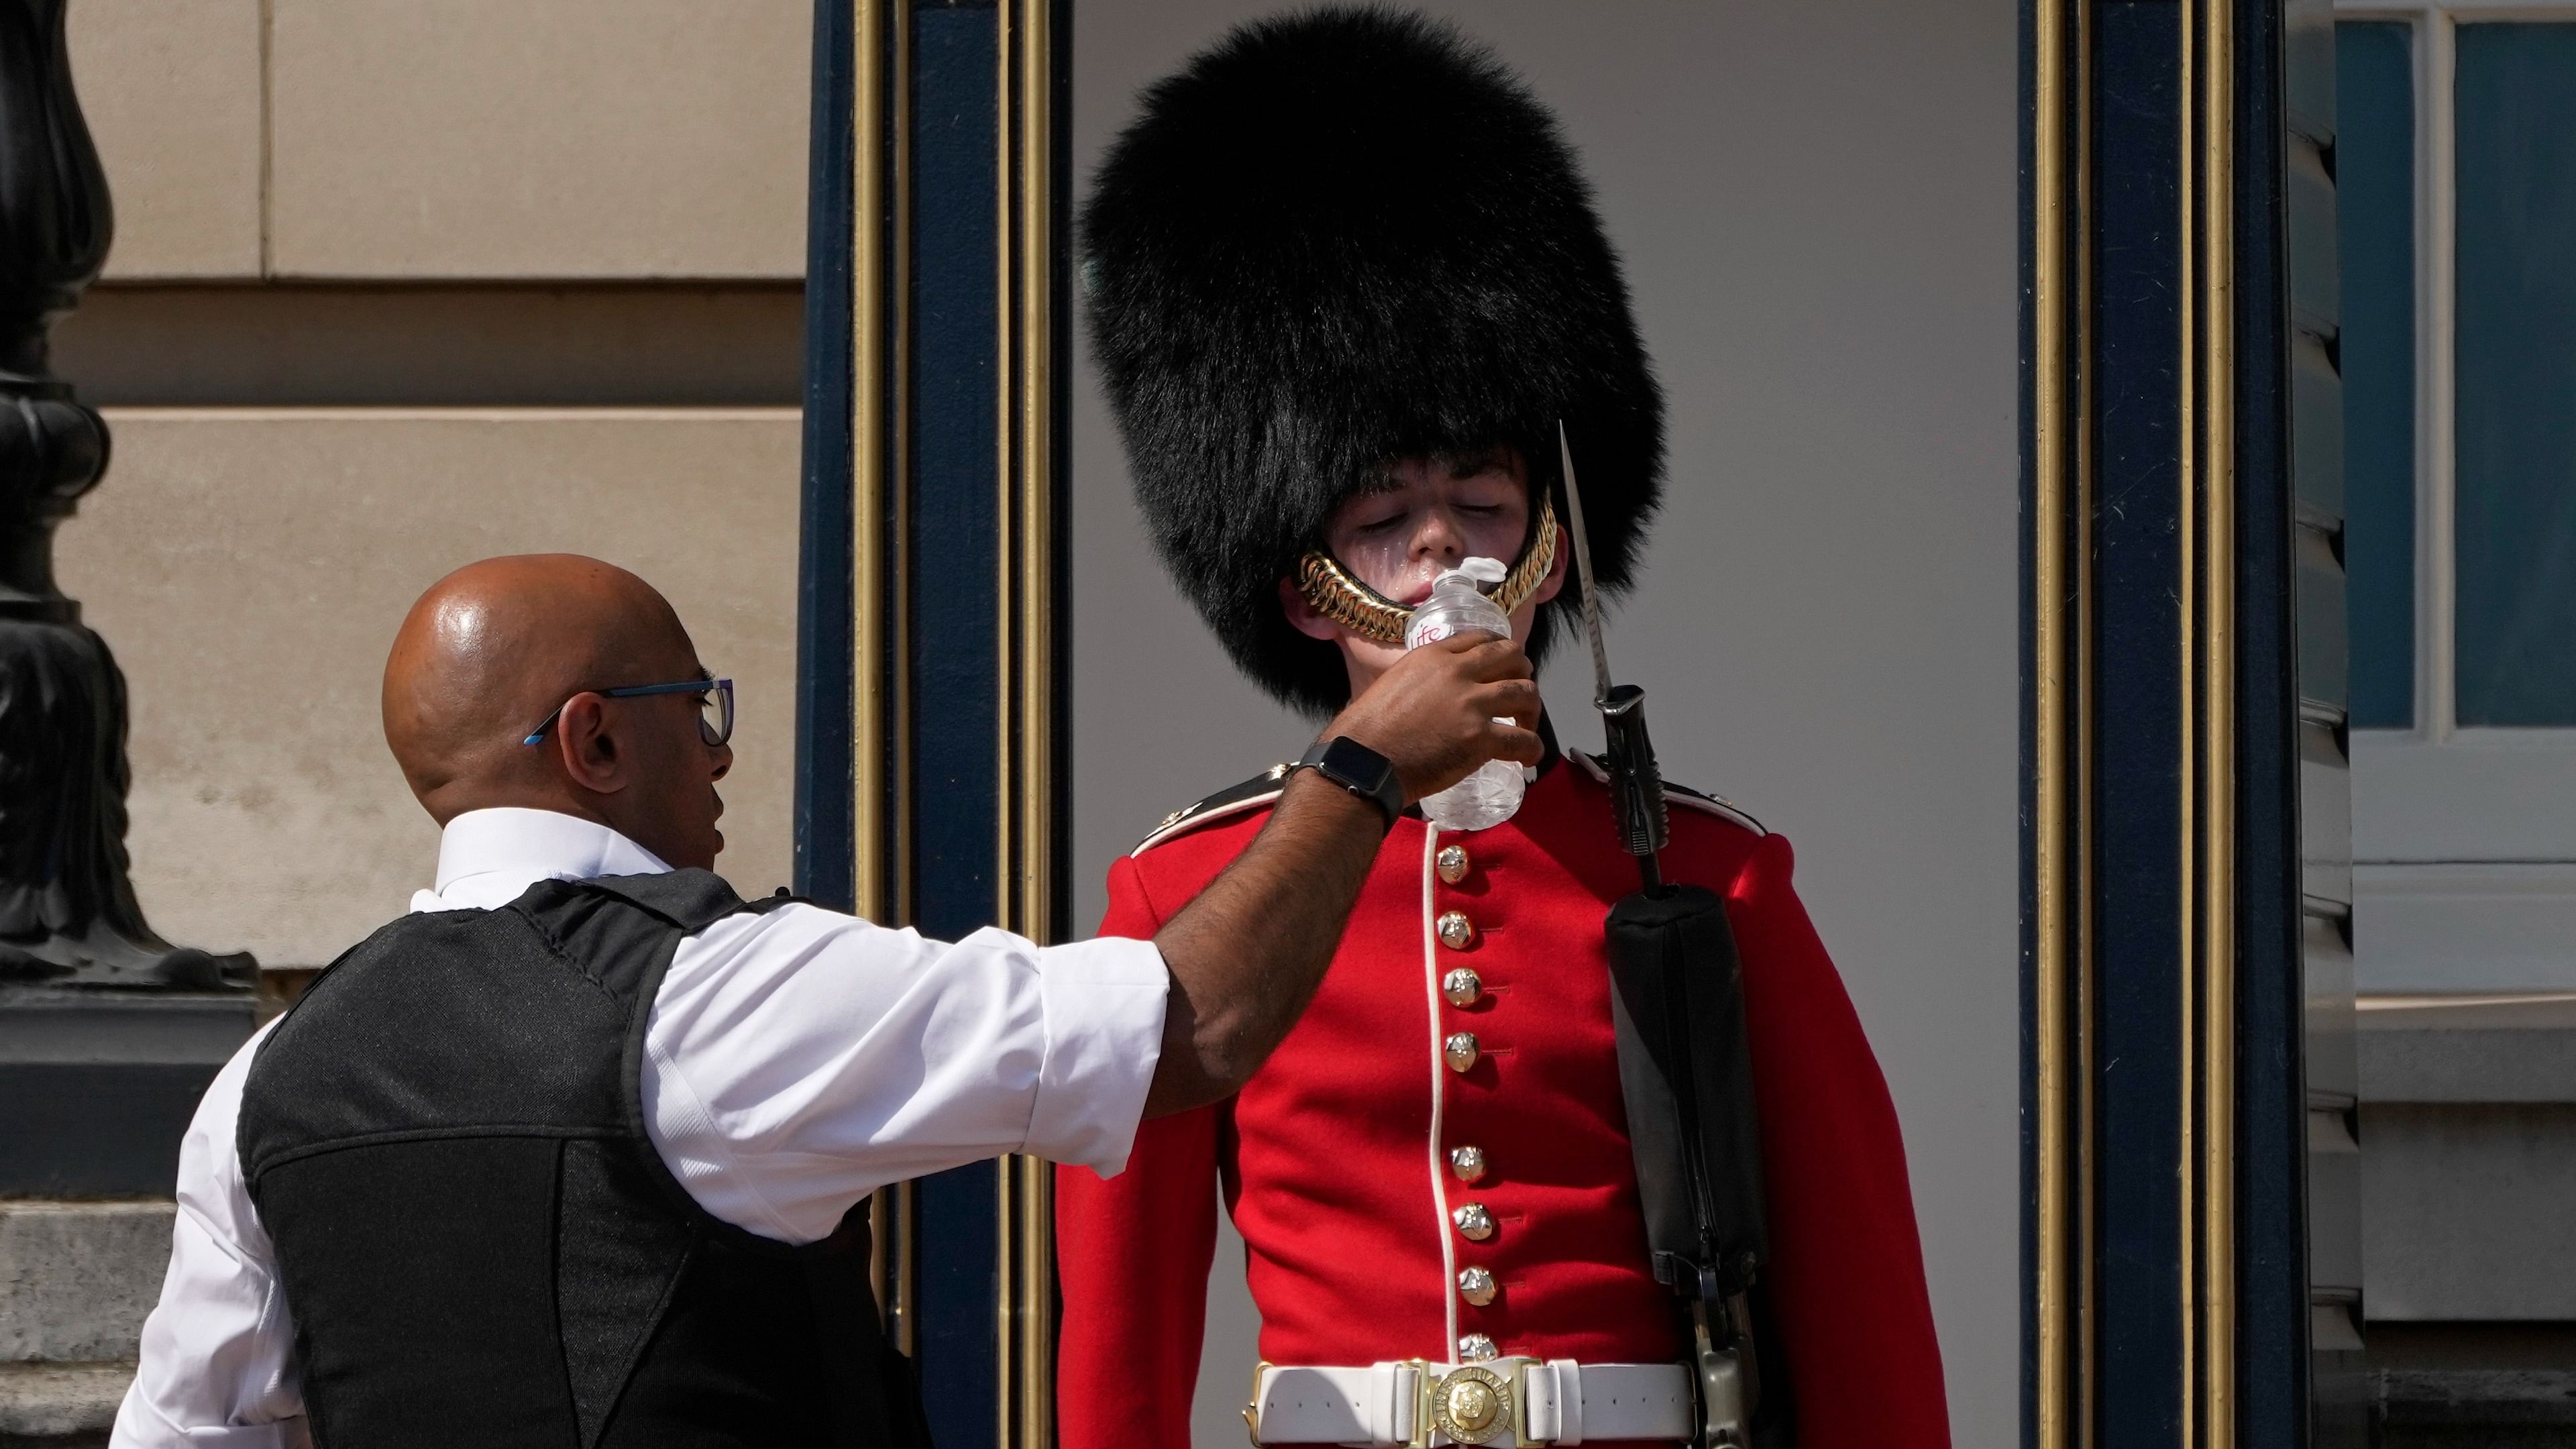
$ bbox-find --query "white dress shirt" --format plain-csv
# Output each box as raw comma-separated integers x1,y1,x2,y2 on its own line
111,806,1169,1448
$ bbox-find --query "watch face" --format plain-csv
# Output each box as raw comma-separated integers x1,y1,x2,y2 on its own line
1320,735,1394,792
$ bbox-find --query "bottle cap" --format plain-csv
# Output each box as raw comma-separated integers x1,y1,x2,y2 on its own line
1436,557,1508,589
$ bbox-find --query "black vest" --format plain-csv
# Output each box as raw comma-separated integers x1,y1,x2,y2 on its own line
239,870,928,1449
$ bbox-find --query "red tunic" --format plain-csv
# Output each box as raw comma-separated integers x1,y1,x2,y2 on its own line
1057,755,1948,1447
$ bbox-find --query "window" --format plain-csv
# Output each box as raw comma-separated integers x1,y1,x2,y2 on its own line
2339,3,2576,991
2453,27,2576,726
2340,20,2414,731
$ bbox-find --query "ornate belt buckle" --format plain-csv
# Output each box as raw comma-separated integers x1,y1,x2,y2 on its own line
1417,1356,1534,1446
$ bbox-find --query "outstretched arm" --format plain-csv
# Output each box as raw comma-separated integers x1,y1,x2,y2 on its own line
1144,635,1538,1116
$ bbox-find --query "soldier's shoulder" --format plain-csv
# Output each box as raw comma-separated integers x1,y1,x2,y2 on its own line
1130,761,1298,857
1568,752,1768,838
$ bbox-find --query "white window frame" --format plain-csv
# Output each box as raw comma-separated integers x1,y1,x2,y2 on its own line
2337,0,2576,989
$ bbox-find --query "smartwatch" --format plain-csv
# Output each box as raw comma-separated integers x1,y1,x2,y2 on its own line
1293,736,1405,832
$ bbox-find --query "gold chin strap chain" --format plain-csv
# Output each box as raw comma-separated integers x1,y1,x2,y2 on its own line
1295,496,1562,645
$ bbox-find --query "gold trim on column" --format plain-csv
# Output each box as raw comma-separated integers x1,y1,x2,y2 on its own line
2182,0,2238,1438
852,0,888,924
890,0,915,950
868,1179,918,1358
2031,0,2072,1418
2029,0,2096,1443
996,1151,1053,1448
2073,0,2099,1431
994,1,1057,1445
997,0,1053,952
853,0,918,1362
2177,0,2201,1433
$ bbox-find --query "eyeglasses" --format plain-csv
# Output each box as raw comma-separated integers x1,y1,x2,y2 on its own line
521,676,735,748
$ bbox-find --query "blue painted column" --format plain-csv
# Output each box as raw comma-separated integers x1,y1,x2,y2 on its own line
2023,0,2345,1442
800,2,1069,1445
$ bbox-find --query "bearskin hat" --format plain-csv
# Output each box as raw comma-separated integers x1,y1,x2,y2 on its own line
1083,5,1665,716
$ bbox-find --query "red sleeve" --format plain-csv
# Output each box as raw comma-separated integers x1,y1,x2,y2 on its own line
1729,833,1951,1446
1055,853,1222,1449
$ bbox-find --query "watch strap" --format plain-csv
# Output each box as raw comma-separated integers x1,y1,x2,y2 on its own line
1294,736,1404,831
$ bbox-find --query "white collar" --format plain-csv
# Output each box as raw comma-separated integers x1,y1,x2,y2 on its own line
409,806,673,914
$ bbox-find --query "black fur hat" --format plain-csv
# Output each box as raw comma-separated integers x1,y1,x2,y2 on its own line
1084,5,1665,716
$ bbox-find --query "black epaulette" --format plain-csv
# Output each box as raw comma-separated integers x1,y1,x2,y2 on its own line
1570,752,1767,837
1132,761,1297,855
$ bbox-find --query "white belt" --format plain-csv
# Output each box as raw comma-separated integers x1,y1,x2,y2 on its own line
1247,1358,1693,1446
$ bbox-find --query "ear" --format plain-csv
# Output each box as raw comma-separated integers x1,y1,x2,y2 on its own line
551,692,631,796
1278,575,1344,643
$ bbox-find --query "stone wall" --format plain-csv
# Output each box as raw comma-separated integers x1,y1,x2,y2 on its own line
0,1203,173,1442
5,8,810,1440
54,0,812,960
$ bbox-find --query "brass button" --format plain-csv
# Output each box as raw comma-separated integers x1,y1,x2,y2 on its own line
1452,1202,1495,1241
1449,1144,1487,1183
1436,844,1470,883
1458,1332,1499,1362
1436,910,1475,951
1444,1032,1480,1073
1457,1266,1498,1307
1442,966,1482,1007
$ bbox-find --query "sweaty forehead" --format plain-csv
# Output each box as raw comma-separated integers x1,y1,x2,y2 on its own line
1351,446,1524,498
1439,445,1519,480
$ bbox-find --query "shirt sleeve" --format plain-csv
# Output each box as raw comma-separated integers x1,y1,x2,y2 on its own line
643,902,1170,1243
112,1022,307,1449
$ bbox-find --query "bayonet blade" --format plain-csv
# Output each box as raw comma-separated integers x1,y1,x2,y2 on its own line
1556,420,1616,704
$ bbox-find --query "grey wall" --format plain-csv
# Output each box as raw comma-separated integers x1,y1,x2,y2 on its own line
1068,3,2020,1442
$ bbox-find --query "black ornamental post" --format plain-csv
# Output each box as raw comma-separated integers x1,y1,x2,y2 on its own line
0,0,250,994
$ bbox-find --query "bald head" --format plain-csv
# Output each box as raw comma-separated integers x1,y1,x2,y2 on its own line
384,555,705,822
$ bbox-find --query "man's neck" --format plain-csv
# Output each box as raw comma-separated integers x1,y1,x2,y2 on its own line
425,783,612,834
424,791,695,869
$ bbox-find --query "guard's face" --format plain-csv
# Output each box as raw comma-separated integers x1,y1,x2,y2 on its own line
1326,451,1533,606
1285,447,1567,686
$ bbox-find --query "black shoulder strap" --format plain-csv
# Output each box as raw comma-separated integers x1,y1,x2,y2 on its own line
507,870,792,991
576,869,759,932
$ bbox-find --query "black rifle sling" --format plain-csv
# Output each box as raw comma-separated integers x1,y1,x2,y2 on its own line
1605,883,1794,1446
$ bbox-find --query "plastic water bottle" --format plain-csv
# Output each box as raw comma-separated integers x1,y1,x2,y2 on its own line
1404,557,1527,832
